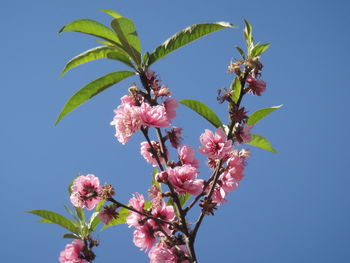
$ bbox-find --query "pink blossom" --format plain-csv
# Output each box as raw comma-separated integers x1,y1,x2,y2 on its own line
167,165,204,195
98,205,118,225
120,95,137,106
110,102,142,144
126,193,145,228
140,102,171,128
164,97,178,119
70,174,101,210
246,76,266,96
199,127,233,159
59,239,88,263
133,222,156,251
211,186,227,204
140,141,168,167
149,243,190,263
150,199,175,234
178,145,200,168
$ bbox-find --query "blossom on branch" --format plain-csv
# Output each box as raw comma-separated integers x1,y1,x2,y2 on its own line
59,239,88,263
70,174,101,210
199,127,233,160
140,141,168,167
178,145,200,168
140,102,171,128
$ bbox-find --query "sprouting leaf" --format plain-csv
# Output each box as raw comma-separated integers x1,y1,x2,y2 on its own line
55,71,135,125
59,19,121,46
61,46,134,77
148,22,237,66
179,193,191,207
230,77,241,104
250,43,270,57
246,134,277,153
101,208,130,230
63,233,81,239
75,207,85,222
28,210,79,234
88,212,101,232
246,105,283,125
235,46,245,59
179,99,223,128
243,19,254,56
111,18,141,65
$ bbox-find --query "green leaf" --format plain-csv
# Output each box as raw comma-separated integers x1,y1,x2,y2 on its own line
246,134,277,153
55,71,135,125
250,43,270,57
230,77,241,104
75,207,85,222
59,19,121,46
179,193,191,207
28,210,79,234
247,105,283,125
101,9,123,19
101,208,130,230
148,22,236,66
88,212,101,232
243,19,254,56
63,233,81,239
95,200,105,212
111,18,141,65
61,46,134,77
38,218,52,223
179,99,223,128
235,46,245,59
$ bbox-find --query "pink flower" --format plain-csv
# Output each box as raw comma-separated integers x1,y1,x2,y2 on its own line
70,174,101,210
166,127,182,148
246,76,266,96
178,145,200,168
110,101,142,145
140,141,168,167
164,97,178,119
167,165,204,195
149,243,190,263
199,127,233,159
211,185,227,204
98,205,119,225
126,193,145,228
140,103,171,128
120,95,137,106
150,199,175,234
59,239,88,263
133,222,156,251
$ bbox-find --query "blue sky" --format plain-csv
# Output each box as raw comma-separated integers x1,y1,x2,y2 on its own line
1,0,349,262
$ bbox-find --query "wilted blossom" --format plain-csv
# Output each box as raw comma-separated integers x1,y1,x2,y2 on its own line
140,141,168,167
133,222,156,251
148,243,190,263
98,204,119,225
167,165,204,195
59,239,88,263
178,145,199,168
140,102,171,128
199,127,233,159
126,193,145,228
235,124,253,144
246,76,266,96
166,127,182,148
164,97,178,119
70,174,101,210
110,96,143,144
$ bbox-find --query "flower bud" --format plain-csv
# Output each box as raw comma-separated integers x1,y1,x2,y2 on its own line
155,171,168,183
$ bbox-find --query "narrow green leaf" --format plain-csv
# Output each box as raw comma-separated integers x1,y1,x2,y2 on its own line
111,18,141,65
235,46,246,59
101,9,123,19
230,77,241,104
243,19,254,56
95,200,105,212
148,22,236,66
247,105,283,125
63,233,81,239
28,210,79,234
179,99,223,128
179,193,191,207
75,207,85,222
88,212,101,232
251,43,270,57
38,218,52,223
61,46,134,76
246,134,277,153
142,52,150,68
101,208,130,230
59,19,121,46
55,71,135,125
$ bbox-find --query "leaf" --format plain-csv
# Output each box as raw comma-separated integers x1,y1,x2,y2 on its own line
246,105,283,125
101,9,123,19
250,43,270,57
148,22,236,66
101,208,130,230
88,212,101,232
95,200,105,212
230,77,241,104
75,207,85,222
235,46,245,59
179,193,191,207
179,99,223,128
111,18,141,65
59,19,121,46
246,134,277,153
28,210,79,234
63,233,81,239
61,46,134,77
55,71,135,125
243,19,254,56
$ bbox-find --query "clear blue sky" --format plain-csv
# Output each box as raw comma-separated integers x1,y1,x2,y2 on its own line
1,0,349,262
